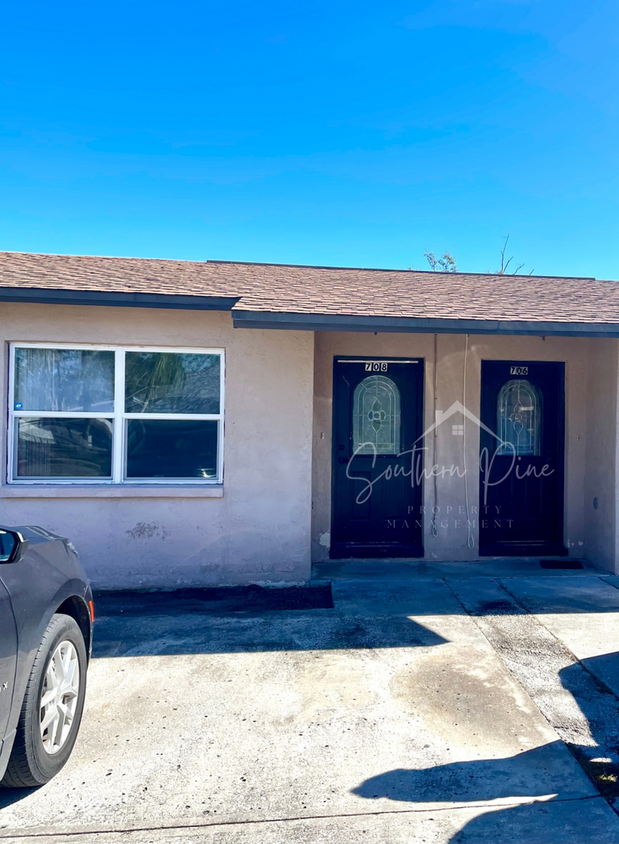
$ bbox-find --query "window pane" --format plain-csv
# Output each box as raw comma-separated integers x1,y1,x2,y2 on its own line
125,352,220,414
14,348,115,412
16,418,113,478
126,420,218,479
352,375,401,455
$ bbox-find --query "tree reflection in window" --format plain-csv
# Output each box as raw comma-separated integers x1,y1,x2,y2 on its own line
353,375,401,455
497,379,542,456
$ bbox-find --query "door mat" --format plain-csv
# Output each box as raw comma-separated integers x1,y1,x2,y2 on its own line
540,559,584,569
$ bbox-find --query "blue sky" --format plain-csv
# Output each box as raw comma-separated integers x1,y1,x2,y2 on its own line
1,1,617,277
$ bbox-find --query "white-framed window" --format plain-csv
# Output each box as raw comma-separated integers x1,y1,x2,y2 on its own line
7,344,225,484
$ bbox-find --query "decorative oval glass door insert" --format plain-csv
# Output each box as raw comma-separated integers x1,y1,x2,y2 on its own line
497,378,542,455
352,375,401,454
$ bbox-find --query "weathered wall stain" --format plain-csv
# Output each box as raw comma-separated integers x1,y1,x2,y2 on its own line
126,522,170,541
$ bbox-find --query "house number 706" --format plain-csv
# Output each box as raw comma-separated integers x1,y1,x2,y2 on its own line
510,365,528,375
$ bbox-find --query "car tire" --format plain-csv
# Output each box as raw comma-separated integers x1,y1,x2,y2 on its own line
1,613,88,787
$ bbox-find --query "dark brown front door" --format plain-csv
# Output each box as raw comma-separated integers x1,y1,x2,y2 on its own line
479,360,566,556
331,357,424,558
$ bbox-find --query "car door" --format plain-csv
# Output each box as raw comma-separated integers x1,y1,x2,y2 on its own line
0,576,18,740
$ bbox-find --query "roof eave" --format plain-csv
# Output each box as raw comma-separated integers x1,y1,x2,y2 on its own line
0,287,239,311
232,309,619,338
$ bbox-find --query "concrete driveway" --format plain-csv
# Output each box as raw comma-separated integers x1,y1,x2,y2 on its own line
2,571,619,843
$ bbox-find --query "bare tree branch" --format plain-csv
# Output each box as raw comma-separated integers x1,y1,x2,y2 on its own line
496,235,528,275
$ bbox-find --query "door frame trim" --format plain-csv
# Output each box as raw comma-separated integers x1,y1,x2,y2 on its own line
329,355,425,559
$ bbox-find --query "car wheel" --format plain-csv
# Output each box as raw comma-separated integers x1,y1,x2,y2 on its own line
1,613,88,787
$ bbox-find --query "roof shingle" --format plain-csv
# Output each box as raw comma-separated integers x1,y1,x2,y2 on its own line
0,250,616,326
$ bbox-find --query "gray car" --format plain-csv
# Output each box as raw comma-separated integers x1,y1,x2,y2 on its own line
0,525,93,787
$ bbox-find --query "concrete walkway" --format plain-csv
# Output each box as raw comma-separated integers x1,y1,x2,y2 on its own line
2,573,619,843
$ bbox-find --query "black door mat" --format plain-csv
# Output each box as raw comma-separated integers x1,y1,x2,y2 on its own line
540,559,584,569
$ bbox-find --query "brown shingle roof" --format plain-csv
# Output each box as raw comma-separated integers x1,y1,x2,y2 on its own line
0,250,617,326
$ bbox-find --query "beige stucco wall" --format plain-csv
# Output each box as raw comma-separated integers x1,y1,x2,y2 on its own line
312,331,617,569
0,304,314,588
583,338,619,572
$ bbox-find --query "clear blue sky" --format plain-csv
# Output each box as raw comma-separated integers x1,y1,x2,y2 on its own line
1,1,617,277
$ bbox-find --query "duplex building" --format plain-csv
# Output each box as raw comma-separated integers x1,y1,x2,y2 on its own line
1,251,618,587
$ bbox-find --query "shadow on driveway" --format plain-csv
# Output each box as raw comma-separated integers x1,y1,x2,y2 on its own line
91,581,452,657
352,647,619,842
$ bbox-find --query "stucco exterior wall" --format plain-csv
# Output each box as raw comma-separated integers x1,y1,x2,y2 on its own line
0,304,314,588
2,306,616,584
312,331,600,566
583,338,619,572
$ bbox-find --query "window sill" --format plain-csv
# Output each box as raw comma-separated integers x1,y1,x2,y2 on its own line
0,484,224,499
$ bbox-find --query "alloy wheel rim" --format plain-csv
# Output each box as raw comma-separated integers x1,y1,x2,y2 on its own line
39,640,80,755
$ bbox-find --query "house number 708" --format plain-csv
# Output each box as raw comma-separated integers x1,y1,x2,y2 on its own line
365,362,388,372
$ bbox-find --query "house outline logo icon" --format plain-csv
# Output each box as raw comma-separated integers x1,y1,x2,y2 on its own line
412,400,502,448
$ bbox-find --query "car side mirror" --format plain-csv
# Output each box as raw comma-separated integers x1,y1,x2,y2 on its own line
0,528,28,564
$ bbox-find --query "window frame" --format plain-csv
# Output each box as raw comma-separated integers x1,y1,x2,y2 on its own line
7,343,225,485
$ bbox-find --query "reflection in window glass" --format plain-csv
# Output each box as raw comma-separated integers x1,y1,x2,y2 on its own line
497,379,542,456
125,352,220,414
15,348,115,412
10,345,224,483
16,417,113,478
352,375,401,455
126,419,218,478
